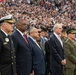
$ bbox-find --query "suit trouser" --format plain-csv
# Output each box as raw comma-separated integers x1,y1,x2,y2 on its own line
50,67,63,75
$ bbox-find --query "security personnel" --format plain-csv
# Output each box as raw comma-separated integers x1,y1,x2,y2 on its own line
0,15,16,75
64,28,76,75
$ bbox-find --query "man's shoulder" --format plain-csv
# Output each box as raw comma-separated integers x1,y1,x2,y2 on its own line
49,34,55,40
45,40,50,46
0,30,3,34
50,34,53,38
11,31,19,41
64,38,73,47
0,30,6,38
64,38,71,44
64,38,69,43
12,30,18,36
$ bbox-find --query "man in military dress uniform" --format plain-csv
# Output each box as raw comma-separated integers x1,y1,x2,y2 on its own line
64,28,76,75
0,15,16,75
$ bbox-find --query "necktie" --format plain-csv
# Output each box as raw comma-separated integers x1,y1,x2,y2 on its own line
58,36,63,47
34,40,41,49
23,35,28,44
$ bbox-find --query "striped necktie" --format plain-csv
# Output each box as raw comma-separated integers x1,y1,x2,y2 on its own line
34,40,41,49
58,36,63,47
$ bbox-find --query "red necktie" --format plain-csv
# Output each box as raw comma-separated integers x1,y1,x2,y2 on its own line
23,35,28,44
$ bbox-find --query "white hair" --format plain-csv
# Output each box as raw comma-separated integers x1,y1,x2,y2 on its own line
53,23,63,31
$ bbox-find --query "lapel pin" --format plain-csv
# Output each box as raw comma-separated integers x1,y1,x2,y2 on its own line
5,38,9,42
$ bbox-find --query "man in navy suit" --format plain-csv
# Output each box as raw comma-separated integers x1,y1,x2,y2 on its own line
28,27,46,75
45,23,66,75
11,19,32,75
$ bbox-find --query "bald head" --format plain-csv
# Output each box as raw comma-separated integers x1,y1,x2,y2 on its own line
16,19,25,27
16,19,28,33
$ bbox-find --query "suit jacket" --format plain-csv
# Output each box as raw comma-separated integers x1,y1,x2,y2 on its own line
11,30,32,75
0,30,16,75
28,37,46,75
64,38,76,68
45,40,50,75
48,34,65,69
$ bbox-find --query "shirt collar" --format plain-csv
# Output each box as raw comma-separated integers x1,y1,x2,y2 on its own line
28,35,37,42
16,29,24,36
54,32,59,38
1,29,8,36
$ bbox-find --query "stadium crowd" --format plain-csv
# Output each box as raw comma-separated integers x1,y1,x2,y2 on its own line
0,0,76,31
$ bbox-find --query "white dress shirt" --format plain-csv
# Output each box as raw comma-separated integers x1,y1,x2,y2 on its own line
54,32,63,47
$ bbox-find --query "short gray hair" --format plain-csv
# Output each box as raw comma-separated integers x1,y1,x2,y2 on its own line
53,23,63,31
29,27,37,34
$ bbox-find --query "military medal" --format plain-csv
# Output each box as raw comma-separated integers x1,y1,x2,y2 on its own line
5,38,9,42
